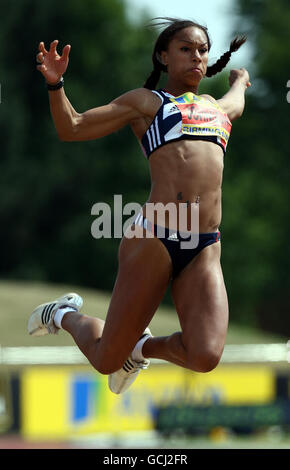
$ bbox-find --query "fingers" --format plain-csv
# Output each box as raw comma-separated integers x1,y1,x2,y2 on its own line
38,40,71,58
50,39,59,54
36,42,48,71
36,51,45,71
61,44,71,62
39,39,59,55
38,41,48,55
36,40,70,75
36,64,46,72
36,51,44,62
37,42,47,68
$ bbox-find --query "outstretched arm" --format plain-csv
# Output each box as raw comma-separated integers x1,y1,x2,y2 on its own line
217,68,251,121
36,40,147,141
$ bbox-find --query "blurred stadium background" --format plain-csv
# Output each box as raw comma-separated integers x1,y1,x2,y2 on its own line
0,0,290,449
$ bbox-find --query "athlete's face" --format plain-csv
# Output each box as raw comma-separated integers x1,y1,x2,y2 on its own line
160,27,209,87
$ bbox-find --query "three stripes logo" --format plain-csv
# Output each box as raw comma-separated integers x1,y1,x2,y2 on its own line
123,358,136,373
145,116,161,153
41,303,56,325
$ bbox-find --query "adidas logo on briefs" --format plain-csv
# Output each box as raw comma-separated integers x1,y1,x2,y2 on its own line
167,232,179,241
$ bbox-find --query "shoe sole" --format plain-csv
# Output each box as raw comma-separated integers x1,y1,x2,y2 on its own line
29,325,51,336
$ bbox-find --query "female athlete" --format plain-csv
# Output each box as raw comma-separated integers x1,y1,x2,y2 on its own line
28,18,251,394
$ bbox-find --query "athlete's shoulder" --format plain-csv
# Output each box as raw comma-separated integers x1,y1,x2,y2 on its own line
112,87,157,108
199,93,217,104
199,93,230,116
117,88,162,121
114,87,156,101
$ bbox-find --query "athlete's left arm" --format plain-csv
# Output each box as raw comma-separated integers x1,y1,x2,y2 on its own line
216,68,251,121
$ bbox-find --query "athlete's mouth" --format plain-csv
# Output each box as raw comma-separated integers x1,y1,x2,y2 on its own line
189,67,202,74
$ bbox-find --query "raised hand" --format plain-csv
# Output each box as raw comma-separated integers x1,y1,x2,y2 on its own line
36,40,71,85
229,68,251,88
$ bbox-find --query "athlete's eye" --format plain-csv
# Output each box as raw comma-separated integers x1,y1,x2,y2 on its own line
180,46,190,52
200,48,208,54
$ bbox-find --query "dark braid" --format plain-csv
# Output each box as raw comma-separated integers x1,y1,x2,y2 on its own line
143,56,163,90
206,36,247,77
143,69,162,90
143,17,247,89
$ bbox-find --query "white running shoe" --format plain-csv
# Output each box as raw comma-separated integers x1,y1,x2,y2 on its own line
108,328,152,394
27,292,83,337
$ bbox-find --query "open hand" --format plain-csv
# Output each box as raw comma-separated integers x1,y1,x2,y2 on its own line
36,40,71,85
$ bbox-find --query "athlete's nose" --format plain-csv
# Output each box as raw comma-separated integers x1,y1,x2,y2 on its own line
192,49,201,62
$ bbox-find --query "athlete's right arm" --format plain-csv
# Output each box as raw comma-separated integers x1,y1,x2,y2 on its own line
48,87,147,141
36,40,149,141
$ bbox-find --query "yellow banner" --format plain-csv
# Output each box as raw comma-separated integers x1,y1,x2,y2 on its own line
21,364,275,439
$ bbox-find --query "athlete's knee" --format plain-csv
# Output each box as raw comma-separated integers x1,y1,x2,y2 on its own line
93,355,124,375
186,347,222,373
95,364,117,375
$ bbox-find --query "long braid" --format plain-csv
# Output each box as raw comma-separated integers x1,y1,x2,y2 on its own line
143,68,162,90
206,36,247,77
143,49,163,89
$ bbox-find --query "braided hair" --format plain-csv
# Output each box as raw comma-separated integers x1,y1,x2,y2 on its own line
144,17,246,89
206,37,247,77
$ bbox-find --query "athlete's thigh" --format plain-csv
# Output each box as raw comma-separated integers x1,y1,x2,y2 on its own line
98,225,172,368
171,242,229,360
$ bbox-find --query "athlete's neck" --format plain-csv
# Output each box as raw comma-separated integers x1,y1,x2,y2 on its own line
164,81,199,97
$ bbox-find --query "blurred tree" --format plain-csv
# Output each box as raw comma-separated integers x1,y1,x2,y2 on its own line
218,0,290,333
0,0,154,288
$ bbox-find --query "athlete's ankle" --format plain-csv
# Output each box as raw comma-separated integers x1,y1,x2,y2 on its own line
53,306,78,329
131,334,151,361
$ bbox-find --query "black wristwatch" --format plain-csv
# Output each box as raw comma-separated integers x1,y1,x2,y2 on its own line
46,77,64,91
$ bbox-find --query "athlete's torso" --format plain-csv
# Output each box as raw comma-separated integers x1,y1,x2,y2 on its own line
129,88,231,232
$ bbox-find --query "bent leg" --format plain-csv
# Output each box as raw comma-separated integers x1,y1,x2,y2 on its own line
62,312,105,369
61,233,228,374
142,241,229,372
62,225,172,374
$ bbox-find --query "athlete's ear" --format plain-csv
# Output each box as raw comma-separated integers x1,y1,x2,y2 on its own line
158,51,169,68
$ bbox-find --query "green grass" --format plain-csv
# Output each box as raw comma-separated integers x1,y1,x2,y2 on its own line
0,279,287,347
